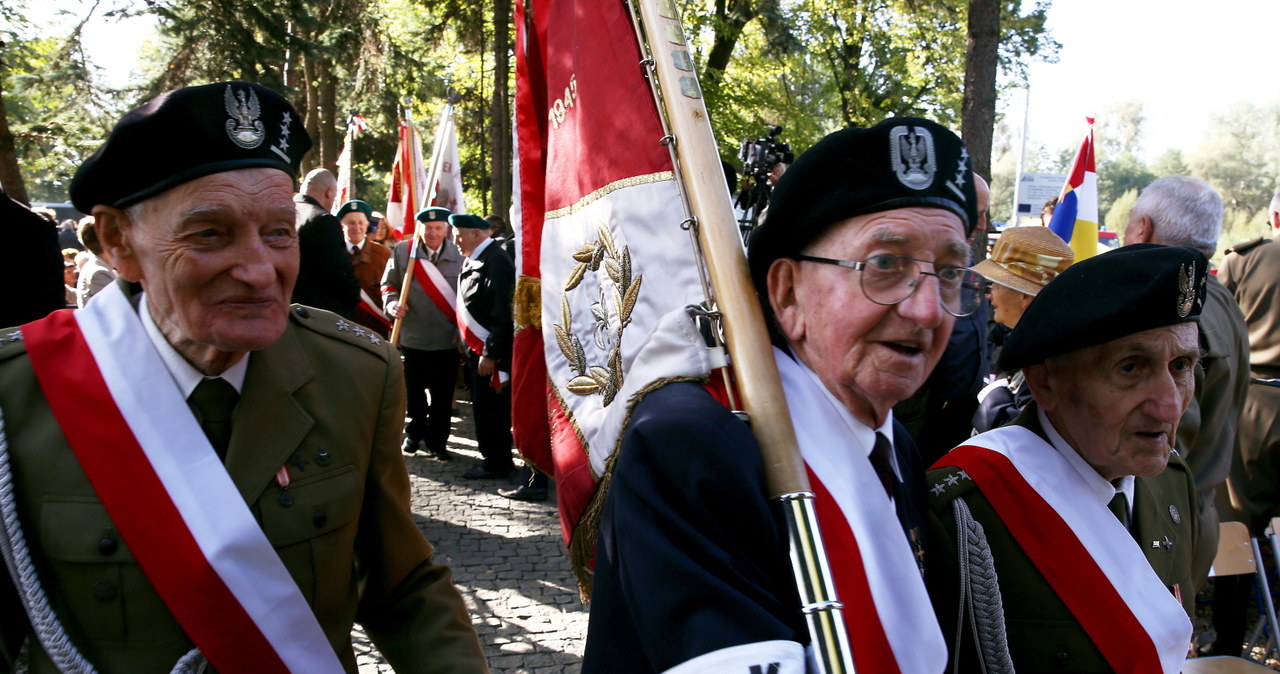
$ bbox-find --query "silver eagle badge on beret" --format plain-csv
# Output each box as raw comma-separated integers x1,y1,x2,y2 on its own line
1176,262,1196,318
889,125,936,190
224,84,266,149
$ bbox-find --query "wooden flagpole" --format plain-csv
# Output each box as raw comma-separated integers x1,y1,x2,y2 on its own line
627,0,854,671
389,105,454,347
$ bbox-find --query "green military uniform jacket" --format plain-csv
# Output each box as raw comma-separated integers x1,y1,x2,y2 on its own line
1219,237,1280,533
925,405,1198,673
0,300,487,673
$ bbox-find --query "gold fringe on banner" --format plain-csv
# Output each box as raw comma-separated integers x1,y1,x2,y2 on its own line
514,276,542,331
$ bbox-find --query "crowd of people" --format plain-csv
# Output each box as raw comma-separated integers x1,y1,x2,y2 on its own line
1,79,1279,673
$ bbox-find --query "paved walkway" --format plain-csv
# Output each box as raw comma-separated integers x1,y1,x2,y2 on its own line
354,398,589,673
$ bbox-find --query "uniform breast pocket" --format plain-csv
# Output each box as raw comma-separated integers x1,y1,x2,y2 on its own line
258,465,363,613
39,497,186,647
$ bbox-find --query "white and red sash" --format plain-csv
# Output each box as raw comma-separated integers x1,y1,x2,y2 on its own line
358,289,392,329
936,427,1191,674
22,283,343,673
456,260,510,389
412,255,460,328
775,349,946,674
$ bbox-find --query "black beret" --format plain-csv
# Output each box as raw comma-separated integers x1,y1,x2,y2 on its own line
747,117,977,293
999,244,1208,371
449,213,489,230
336,199,372,221
416,206,452,223
70,81,311,212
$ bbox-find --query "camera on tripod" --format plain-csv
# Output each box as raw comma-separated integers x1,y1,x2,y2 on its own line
738,125,794,182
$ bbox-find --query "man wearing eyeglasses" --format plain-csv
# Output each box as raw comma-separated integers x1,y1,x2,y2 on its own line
585,118,974,673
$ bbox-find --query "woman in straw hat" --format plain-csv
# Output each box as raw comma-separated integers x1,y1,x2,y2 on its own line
970,226,1074,433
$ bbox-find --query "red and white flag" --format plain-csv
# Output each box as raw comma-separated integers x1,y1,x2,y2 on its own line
514,0,711,582
431,106,466,214
385,120,429,240
333,115,370,211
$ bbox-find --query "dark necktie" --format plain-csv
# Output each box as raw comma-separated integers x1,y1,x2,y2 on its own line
350,245,359,258
430,249,440,264
1108,491,1131,530
868,432,896,500
188,377,239,462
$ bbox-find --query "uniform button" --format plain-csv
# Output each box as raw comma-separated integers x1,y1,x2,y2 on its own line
313,511,328,528
99,537,118,556
278,490,295,507
294,306,311,318
1053,651,1068,664
93,580,118,602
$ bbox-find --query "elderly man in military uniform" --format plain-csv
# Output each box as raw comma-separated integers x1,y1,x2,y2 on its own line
585,118,981,673
0,81,486,673
927,244,1204,673
383,206,464,461
337,199,393,338
1124,176,1249,587
450,213,516,480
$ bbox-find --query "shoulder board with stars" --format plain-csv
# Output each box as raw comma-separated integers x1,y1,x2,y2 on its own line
925,464,980,507
0,327,26,362
1226,237,1269,256
288,305,391,359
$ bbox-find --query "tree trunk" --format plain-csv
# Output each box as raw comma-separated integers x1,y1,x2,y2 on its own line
961,0,999,181
702,0,757,90
490,0,513,221
319,56,338,174
301,53,320,172
0,76,28,204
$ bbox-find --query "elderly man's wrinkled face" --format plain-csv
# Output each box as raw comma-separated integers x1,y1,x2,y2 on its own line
342,212,369,246
769,206,967,426
422,220,449,250
109,168,298,371
1028,322,1200,481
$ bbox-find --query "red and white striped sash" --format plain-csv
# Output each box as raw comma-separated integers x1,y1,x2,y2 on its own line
358,289,392,329
411,256,459,328
936,427,1191,674
22,283,343,673
774,349,946,673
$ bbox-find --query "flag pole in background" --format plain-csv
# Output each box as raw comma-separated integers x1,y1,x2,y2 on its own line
1048,117,1099,260
389,103,454,347
333,114,369,211
629,1,853,670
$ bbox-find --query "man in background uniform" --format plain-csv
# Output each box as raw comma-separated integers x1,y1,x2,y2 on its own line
0,81,485,673
451,213,516,479
293,168,360,318
337,199,393,338
383,206,463,461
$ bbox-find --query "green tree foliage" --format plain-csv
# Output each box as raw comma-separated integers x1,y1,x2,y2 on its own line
1104,187,1137,241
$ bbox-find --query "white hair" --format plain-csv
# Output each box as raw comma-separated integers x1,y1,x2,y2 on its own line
1131,176,1222,257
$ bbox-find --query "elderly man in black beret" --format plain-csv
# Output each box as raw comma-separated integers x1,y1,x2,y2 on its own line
585,118,979,673
0,81,485,673
927,244,1203,673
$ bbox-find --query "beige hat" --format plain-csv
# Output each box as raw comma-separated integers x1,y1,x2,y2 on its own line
971,226,1074,296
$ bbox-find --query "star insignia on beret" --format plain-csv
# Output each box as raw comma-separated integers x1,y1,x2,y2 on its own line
271,111,292,161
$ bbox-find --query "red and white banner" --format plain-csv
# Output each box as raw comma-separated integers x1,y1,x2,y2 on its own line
936,426,1191,673
22,283,342,673
515,0,711,571
386,120,429,239
776,349,946,673
334,129,354,210
431,107,466,214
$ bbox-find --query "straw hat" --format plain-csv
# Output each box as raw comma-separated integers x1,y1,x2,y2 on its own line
971,226,1074,296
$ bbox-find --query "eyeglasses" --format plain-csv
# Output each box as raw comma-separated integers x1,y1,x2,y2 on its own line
794,253,983,317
